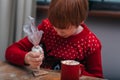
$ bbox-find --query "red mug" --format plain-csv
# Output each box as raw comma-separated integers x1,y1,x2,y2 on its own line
61,60,81,80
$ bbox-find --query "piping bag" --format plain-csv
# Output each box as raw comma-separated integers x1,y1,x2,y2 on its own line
23,16,47,76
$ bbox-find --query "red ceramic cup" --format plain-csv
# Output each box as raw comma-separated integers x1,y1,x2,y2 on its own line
61,60,81,80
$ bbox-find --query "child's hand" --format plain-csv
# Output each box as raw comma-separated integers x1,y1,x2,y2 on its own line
24,51,44,69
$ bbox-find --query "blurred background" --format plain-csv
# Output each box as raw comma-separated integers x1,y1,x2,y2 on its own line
0,0,120,79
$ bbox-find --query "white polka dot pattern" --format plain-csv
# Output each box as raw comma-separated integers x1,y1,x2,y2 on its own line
40,19,101,61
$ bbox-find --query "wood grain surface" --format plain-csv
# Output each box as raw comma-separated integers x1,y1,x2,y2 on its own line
0,61,107,80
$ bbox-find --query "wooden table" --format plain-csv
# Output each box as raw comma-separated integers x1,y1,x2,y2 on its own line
0,61,107,80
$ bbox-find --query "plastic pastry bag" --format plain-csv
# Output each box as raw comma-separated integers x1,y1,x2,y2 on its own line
23,16,44,51
23,16,44,76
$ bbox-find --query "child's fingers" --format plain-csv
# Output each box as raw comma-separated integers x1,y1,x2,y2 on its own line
29,52,40,58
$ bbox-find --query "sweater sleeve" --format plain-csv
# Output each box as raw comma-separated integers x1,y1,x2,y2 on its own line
82,49,103,78
5,37,33,66
82,38,103,78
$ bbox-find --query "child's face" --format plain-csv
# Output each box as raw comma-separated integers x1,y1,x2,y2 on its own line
54,25,77,38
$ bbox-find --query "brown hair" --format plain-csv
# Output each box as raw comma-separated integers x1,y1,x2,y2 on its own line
48,0,89,29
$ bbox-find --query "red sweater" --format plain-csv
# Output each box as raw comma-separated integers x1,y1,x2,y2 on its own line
5,19,103,78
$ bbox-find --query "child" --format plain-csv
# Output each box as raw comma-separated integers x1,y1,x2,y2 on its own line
5,0,103,78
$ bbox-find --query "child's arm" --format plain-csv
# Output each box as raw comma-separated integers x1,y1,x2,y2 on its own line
5,19,48,66
5,37,33,66
82,41,103,78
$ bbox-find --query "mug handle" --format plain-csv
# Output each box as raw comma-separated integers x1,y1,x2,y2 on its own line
79,64,84,76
